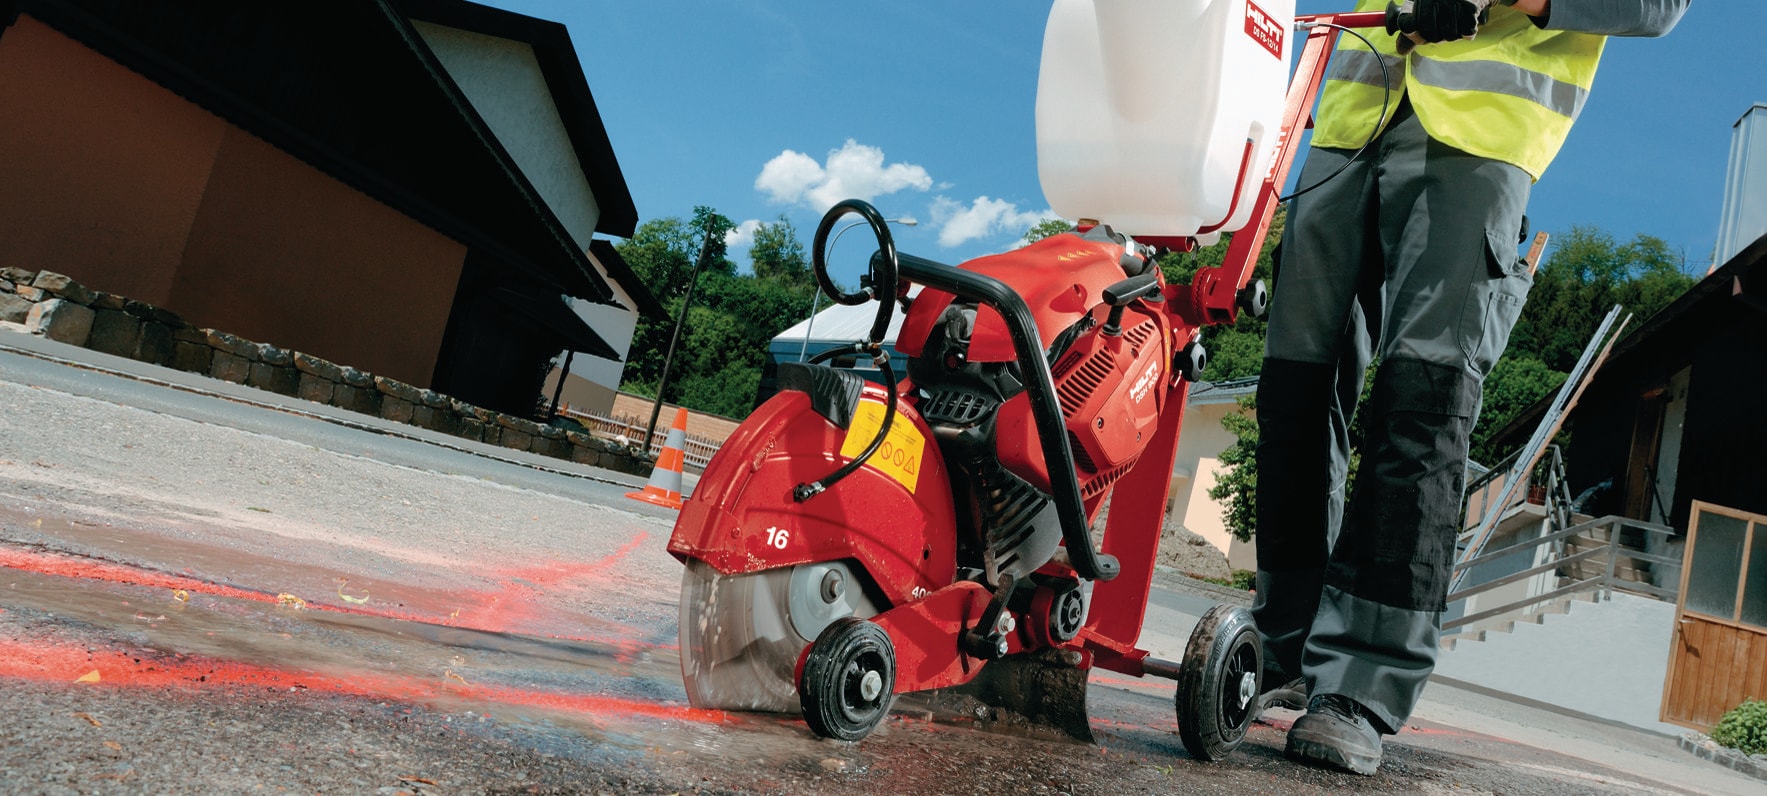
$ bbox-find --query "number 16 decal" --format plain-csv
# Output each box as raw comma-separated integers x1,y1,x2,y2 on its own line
765,526,791,550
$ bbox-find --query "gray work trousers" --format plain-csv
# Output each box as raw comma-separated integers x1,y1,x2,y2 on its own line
1251,101,1532,735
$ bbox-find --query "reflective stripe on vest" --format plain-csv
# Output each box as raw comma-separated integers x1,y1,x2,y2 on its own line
1312,1,1606,180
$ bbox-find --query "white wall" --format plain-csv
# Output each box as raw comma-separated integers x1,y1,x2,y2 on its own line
1433,591,1684,735
413,21,602,250
1716,103,1767,266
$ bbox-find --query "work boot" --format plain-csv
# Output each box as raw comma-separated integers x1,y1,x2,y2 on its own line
1285,694,1383,775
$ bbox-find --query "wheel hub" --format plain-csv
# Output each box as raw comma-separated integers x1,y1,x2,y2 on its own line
1237,670,1257,710
859,669,883,702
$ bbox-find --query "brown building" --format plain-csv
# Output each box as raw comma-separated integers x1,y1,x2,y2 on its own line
0,0,662,417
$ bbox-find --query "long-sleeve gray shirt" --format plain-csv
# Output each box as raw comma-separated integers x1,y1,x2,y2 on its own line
1533,0,1689,37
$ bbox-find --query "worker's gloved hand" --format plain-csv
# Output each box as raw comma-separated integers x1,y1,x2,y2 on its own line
1399,0,1495,43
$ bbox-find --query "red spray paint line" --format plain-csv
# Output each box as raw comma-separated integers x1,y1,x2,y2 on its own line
0,636,725,725
0,545,657,653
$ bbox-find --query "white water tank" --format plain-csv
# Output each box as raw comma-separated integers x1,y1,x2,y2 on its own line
1036,0,1296,238
1715,102,1767,266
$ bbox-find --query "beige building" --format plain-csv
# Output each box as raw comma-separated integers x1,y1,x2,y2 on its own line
1166,378,1259,571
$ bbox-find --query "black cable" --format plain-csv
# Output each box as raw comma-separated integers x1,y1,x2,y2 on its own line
1279,23,1394,203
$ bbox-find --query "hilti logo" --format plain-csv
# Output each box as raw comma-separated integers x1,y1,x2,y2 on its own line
1245,1,1284,59
1129,360,1161,403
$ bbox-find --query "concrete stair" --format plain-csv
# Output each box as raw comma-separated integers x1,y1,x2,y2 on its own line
1441,590,1601,650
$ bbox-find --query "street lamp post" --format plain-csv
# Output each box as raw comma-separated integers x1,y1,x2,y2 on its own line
798,216,917,362
642,216,718,455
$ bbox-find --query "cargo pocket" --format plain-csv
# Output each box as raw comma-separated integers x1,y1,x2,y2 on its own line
1458,227,1532,377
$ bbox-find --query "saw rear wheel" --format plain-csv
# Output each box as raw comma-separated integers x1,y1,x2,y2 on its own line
1175,604,1261,761
799,617,896,741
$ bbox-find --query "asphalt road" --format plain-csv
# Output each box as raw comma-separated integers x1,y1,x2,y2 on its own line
1,332,1758,795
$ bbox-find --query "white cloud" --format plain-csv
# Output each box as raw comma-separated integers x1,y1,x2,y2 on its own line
930,196,1059,248
755,139,932,210
725,219,764,249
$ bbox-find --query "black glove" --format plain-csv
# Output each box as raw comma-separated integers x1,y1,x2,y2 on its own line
1401,0,1494,43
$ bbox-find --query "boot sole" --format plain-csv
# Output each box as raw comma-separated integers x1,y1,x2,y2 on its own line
1286,732,1380,776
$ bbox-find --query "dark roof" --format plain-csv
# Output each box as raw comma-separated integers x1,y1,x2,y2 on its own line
1488,233,1767,449
590,239,667,320
491,286,619,361
13,0,623,305
396,0,638,239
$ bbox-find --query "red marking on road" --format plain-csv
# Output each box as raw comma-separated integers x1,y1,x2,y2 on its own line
496,531,650,588
0,637,724,725
0,545,656,654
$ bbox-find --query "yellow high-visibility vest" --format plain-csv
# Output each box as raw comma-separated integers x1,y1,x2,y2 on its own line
1312,0,1606,180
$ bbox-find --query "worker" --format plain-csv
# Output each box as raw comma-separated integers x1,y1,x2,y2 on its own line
1251,0,1686,776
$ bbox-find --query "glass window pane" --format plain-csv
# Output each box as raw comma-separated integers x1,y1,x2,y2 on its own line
1741,521,1767,628
1686,511,1747,619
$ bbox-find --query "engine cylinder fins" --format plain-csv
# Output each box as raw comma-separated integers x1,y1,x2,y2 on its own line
919,387,998,426
970,458,1063,580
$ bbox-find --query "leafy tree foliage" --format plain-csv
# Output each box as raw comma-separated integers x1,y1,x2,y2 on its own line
616,207,815,418
1024,218,1076,245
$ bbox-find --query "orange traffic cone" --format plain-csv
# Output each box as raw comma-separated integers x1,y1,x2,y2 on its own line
627,407,688,509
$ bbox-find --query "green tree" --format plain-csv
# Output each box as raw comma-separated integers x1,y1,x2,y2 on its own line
1024,218,1075,244
750,214,812,287
1208,396,1259,542
616,207,824,417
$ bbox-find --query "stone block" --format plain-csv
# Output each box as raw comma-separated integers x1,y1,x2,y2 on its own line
122,299,185,328
455,418,485,442
248,361,300,396
451,398,494,423
256,343,293,368
412,405,455,435
495,414,544,437
171,341,212,373
0,292,31,324
90,292,127,311
530,436,566,459
0,267,37,284
25,299,94,346
537,423,566,440
293,352,344,381
331,384,381,416
135,322,176,367
173,326,210,344
31,271,94,305
340,367,374,389
204,329,259,360
210,351,251,384
380,396,414,424
87,308,143,358
16,285,45,302
297,373,335,404
499,429,533,451
481,426,501,446
419,389,449,409
373,375,423,403
570,444,603,467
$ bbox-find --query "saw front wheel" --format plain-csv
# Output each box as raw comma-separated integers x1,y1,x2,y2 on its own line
799,617,896,741
1175,604,1262,761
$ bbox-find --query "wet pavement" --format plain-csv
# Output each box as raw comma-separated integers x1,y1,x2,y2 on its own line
2,330,1761,794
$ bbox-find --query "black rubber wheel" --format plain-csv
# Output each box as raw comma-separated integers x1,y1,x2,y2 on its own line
798,617,896,741
1175,604,1262,761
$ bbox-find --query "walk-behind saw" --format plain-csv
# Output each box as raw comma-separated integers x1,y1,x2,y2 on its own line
668,1,1399,759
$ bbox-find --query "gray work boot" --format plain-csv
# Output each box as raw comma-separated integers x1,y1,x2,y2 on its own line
1285,694,1383,775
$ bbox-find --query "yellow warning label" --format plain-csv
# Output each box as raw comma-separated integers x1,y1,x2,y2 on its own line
839,399,924,493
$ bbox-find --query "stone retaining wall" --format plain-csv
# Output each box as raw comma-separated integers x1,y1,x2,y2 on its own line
1,267,650,476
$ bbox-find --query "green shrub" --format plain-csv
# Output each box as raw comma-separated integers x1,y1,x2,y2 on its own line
1709,699,1767,756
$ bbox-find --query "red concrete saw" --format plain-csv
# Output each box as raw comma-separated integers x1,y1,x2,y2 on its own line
667,1,1397,760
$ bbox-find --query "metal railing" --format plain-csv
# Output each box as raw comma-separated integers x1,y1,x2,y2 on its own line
556,407,719,470
1445,514,1677,634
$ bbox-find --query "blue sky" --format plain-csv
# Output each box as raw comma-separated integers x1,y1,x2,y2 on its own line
480,1,1761,285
